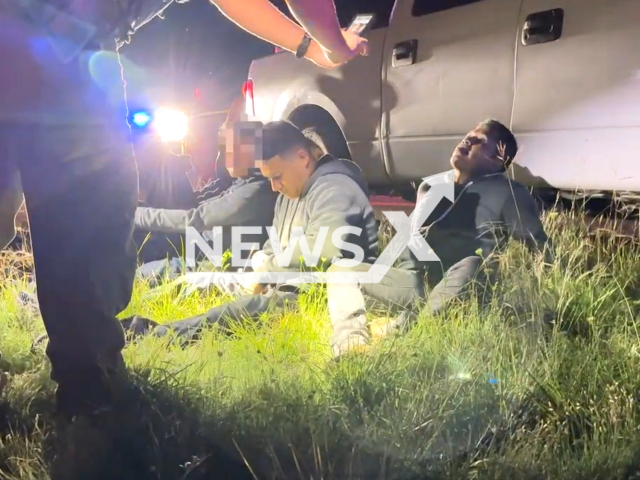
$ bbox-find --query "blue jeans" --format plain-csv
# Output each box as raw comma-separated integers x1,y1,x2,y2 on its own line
0,12,138,384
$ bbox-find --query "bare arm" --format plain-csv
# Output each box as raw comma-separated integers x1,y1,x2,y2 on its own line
209,0,312,55
283,0,350,57
209,0,366,68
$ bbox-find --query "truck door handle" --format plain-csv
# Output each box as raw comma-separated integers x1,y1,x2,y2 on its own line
392,39,418,67
522,8,564,45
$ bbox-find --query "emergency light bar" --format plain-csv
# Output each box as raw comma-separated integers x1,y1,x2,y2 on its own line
132,111,152,128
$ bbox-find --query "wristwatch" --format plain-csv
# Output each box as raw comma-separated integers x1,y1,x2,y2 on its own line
295,33,312,59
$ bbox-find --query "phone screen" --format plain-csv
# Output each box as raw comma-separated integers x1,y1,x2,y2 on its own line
348,14,375,35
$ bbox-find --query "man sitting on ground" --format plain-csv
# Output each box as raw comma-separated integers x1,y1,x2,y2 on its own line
121,120,380,348
134,126,279,286
326,119,553,357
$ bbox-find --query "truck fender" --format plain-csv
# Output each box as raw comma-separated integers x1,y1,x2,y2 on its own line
270,89,350,159
271,87,346,129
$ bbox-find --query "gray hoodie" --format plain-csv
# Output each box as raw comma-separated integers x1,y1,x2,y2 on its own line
254,155,379,274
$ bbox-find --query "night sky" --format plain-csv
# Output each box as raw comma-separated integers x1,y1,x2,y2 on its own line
118,0,378,112
119,0,292,113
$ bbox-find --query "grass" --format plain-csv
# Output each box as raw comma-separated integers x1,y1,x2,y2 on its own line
2,206,640,479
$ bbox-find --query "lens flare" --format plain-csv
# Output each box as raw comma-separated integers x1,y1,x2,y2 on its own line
154,108,188,142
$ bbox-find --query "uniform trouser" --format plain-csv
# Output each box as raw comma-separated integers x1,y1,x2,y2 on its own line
0,13,138,384
326,256,485,356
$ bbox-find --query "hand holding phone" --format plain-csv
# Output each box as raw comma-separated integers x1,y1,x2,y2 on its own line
305,12,374,68
347,13,376,36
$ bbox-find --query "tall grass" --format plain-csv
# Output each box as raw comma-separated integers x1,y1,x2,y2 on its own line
1,207,640,479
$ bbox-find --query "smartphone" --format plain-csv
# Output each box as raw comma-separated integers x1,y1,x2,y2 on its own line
347,13,376,35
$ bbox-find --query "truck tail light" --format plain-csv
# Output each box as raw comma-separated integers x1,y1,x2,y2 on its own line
242,79,255,118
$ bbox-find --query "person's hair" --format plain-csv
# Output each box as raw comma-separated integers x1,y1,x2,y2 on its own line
477,119,518,170
261,121,320,161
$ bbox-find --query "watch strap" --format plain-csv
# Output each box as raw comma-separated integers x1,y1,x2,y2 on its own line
295,33,312,59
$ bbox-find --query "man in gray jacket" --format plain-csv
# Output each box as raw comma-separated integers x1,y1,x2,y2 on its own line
121,121,380,350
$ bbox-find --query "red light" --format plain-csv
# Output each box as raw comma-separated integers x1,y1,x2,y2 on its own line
194,88,200,99
242,80,255,117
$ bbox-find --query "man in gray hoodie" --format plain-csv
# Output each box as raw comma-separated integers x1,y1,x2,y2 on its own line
121,121,380,348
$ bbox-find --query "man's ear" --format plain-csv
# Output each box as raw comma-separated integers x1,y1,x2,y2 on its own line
297,147,312,167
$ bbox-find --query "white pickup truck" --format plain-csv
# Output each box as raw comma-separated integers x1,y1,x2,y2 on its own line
243,0,640,203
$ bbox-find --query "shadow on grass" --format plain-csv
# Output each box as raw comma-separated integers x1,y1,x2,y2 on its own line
0,369,260,480
0,360,520,480
0,365,454,480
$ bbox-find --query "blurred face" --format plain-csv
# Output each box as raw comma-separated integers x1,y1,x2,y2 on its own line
450,126,505,174
218,121,262,178
259,146,314,199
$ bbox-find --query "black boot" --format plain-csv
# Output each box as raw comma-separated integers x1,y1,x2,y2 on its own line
53,354,135,421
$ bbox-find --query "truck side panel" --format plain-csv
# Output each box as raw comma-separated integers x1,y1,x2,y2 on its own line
511,0,640,192
381,0,523,182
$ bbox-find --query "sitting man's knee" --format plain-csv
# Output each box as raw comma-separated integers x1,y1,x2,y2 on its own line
326,263,343,275
452,255,494,297
449,255,484,277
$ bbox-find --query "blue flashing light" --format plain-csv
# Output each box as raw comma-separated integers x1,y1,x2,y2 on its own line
131,111,152,128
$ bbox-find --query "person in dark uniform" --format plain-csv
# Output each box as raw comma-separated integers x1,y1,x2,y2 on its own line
0,0,369,417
